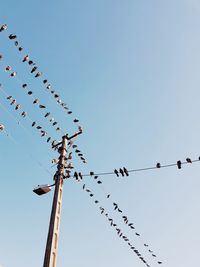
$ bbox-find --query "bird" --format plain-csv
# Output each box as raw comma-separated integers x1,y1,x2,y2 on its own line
90,171,94,176
90,194,94,197
54,94,59,98
113,203,118,210
51,90,55,94
7,96,12,100
119,168,124,176
74,119,79,123
158,262,162,264
28,91,33,95
114,169,119,177
43,79,48,84
177,160,182,169
45,112,50,117
10,72,17,77
156,162,161,168
144,244,148,247
41,131,46,137
22,84,27,88
52,122,58,126
94,175,98,179
32,122,36,127
75,149,80,153
67,111,72,114
5,66,11,71
97,180,102,184
15,104,20,110
21,111,27,118
107,194,110,198
10,99,16,105
94,200,99,204
35,72,42,78
31,66,37,73
82,184,85,190
28,60,35,65
9,34,17,39
18,47,23,51
0,24,7,32
118,208,122,213
14,41,18,46
46,84,51,89
47,137,51,142
135,233,140,236
33,99,39,104
186,157,192,163
39,105,46,109
73,172,78,180
78,153,83,156
78,172,83,180
56,127,60,131
36,126,42,130
152,254,156,257
123,167,129,176
22,55,29,62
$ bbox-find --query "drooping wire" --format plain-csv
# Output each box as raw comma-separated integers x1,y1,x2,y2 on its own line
72,176,154,267
2,28,83,132
0,99,54,177
0,61,65,135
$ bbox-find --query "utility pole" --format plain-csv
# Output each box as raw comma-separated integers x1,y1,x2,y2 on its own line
43,135,67,267
43,131,82,267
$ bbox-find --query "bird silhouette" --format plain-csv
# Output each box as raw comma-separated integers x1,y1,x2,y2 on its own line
90,171,94,176
107,194,110,198
7,96,12,100
36,126,42,129
10,72,17,77
123,167,129,176
94,175,98,179
82,184,85,190
43,79,48,84
33,99,39,104
18,47,23,51
46,84,51,89
94,200,99,204
113,203,118,210
39,105,46,109
177,160,182,169
31,66,37,73
45,112,50,117
35,72,42,78
119,168,124,176
186,158,192,163
22,84,27,88
78,172,83,180
15,104,20,110
28,91,33,95
9,34,17,39
156,163,161,168
158,262,162,264
74,119,79,123
114,169,119,177
22,55,29,62
5,66,11,71
21,111,27,118
97,181,102,184
47,137,51,143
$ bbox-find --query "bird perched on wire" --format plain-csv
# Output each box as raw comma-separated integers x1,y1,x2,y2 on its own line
10,99,16,105
18,47,23,51
156,163,161,168
114,169,119,177
177,160,182,169
32,121,36,127
9,34,17,39
186,158,192,163
15,104,20,110
7,96,12,100
22,84,27,88
45,112,50,117
31,66,37,73
123,167,129,176
35,72,42,78
39,105,46,109
0,24,8,32
22,55,29,62
21,111,27,118
5,66,11,71
33,99,39,104
119,168,124,176
10,72,17,77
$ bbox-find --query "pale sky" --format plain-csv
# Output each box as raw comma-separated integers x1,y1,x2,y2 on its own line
1,1,200,267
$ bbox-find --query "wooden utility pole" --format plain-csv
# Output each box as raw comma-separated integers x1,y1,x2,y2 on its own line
43,135,67,267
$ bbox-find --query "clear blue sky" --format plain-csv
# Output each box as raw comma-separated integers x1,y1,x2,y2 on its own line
1,1,200,267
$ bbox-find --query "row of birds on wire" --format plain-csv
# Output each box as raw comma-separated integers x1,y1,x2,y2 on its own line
0,23,82,133
66,157,200,179
0,24,87,164
71,173,163,267
65,170,163,264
